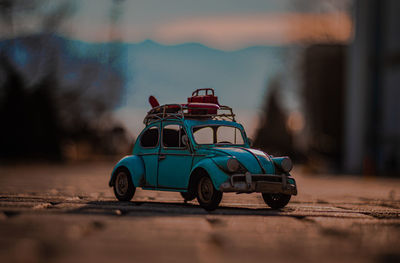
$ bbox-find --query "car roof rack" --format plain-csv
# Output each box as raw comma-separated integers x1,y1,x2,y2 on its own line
143,104,236,125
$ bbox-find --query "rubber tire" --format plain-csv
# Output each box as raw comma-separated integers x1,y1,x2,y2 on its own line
262,193,291,209
180,192,196,201
196,176,223,211
113,168,136,201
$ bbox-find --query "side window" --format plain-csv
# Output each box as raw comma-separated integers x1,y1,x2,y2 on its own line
163,124,187,148
140,126,159,148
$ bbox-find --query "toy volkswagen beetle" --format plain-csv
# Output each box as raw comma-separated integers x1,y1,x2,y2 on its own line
109,89,297,211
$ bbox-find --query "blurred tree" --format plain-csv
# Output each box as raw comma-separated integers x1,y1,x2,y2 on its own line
0,0,131,161
0,53,62,160
0,54,28,159
254,77,295,157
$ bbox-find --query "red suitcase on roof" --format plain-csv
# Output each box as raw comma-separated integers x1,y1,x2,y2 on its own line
188,88,219,105
187,88,219,115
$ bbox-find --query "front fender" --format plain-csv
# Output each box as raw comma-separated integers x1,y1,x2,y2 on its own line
109,155,145,187
191,158,230,190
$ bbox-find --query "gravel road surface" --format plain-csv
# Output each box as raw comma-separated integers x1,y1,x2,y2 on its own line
1,162,399,263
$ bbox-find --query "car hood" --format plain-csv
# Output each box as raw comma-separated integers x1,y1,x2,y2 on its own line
198,147,275,174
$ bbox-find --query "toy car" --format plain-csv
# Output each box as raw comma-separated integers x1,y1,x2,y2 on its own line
109,89,297,211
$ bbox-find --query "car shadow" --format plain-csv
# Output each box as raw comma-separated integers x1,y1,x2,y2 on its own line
68,200,296,217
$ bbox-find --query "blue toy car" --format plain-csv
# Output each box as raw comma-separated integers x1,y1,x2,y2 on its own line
109,89,297,211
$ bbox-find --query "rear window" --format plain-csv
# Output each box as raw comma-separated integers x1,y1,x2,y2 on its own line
140,126,159,148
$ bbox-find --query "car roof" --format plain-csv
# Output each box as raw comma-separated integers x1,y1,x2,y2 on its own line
183,119,244,129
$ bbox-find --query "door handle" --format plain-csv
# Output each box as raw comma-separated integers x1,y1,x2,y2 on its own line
159,154,166,160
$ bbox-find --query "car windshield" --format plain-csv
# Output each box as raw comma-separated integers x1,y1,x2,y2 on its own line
192,125,245,145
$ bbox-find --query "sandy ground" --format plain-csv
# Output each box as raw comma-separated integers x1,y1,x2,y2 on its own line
0,162,400,263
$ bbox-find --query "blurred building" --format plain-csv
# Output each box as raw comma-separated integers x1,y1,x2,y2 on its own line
302,44,346,171
344,0,400,175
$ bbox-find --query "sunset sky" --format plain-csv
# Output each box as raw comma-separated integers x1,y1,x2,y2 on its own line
2,0,353,50
0,0,353,137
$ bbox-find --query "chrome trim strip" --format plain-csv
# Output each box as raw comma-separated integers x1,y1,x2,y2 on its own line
137,153,207,157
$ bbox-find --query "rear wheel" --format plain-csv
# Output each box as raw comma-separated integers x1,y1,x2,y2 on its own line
196,176,222,211
113,168,136,201
262,193,291,209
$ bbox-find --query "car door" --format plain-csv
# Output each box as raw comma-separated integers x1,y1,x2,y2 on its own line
137,123,160,187
157,122,193,189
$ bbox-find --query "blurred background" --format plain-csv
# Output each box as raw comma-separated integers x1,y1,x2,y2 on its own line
0,0,399,176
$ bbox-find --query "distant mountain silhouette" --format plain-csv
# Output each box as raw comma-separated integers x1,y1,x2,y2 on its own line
124,39,286,110
0,33,286,110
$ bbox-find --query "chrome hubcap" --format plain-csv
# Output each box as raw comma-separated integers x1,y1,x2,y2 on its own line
198,177,213,203
270,193,281,201
116,172,128,196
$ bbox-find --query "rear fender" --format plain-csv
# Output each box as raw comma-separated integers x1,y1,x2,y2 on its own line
109,155,145,187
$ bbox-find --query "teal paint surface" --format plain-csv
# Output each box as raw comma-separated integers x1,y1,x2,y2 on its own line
133,122,161,187
158,120,193,188
111,155,145,187
190,157,230,189
110,117,291,192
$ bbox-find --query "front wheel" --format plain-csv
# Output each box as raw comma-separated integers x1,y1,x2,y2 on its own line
113,168,136,201
262,193,291,209
196,176,222,211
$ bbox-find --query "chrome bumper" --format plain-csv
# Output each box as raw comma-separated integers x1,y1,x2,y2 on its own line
219,172,297,195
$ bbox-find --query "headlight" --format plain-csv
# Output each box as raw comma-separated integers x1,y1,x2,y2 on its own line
226,158,240,172
281,157,293,172
272,156,293,173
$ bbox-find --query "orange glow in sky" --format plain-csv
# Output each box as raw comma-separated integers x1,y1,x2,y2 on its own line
63,12,352,49
152,12,353,49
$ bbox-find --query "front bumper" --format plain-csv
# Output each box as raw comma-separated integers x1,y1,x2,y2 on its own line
219,172,297,195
